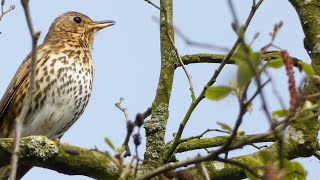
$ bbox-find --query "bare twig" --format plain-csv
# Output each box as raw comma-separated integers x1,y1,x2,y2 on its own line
115,97,129,123
152,16,229,52
115,98,133,157
174,26,229,52
228,0,240,32
10,0,40,179
0,0,15,21
264,71,286,109
261,22,283,51
179,128,230,143
168,37,196,101
250,143,268,150
153,15,197,101
115,99,150,158
144,0,161,11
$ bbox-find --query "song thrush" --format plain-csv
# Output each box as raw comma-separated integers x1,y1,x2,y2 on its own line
0,12,115,179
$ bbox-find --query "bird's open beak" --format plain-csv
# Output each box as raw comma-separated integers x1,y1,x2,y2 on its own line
89,20,116,30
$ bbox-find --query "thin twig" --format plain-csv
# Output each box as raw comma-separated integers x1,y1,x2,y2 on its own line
152,15,229,52
155,14,197,101
115,97,132,157
167,35,196,101
228,0,240,31
205,79,270,164
144,0,161,11
10,0,40,179
179,128,230,143
250,143,268,150
0,0,15,21
174,26,229,52
264,71,286,109
115,97,129,123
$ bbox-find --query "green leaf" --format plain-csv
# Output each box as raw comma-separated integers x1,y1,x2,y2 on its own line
284,161,307,180
272,109,290,118
299,61,314,76
104,137,115,151
233,45,261,88
267,58,284,69
258,151,272,164
217,122,232,132
245,170,259,180
205,86,232,101
237,61,253,88
117,146,126,154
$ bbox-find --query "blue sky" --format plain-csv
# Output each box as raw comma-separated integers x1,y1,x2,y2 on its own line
0,0,318,179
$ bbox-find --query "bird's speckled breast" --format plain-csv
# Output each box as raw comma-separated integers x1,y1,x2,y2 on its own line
20,45,94,139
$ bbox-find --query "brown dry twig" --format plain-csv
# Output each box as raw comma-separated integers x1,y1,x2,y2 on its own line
178,128,230,144
144,0,161,11
0,0,15,21
10,0,40,179
115,97,132,157
115,97,129,123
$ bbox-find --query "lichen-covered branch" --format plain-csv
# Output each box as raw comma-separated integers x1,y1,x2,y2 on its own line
179,51,302,68
0,136,119,179
138,125,316,179
175,134,276,153
288,0,320,152
0,121,318,180
289,0,320,101
144,0,175,162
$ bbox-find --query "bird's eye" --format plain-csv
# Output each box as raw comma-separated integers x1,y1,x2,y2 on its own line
73,16,82,23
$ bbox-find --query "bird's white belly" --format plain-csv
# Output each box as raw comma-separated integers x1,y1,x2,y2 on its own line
21,102,75,139
20,55,93,139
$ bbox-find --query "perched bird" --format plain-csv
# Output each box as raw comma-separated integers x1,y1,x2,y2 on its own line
0,12,115,179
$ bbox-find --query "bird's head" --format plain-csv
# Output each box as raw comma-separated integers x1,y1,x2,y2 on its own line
44,12,115,49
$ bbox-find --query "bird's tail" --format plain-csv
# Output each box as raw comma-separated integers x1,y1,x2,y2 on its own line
0,166,32,180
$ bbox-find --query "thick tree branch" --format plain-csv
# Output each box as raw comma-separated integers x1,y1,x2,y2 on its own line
175,134,276,153
138,125,316,179
144,0,175,162
288,0,320,155
179,51,302,68
0,136,119,179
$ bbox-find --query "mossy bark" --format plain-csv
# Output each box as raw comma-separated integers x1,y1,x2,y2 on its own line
144,0,175,163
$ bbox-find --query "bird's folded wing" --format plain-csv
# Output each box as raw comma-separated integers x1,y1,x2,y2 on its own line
0,54,31,130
